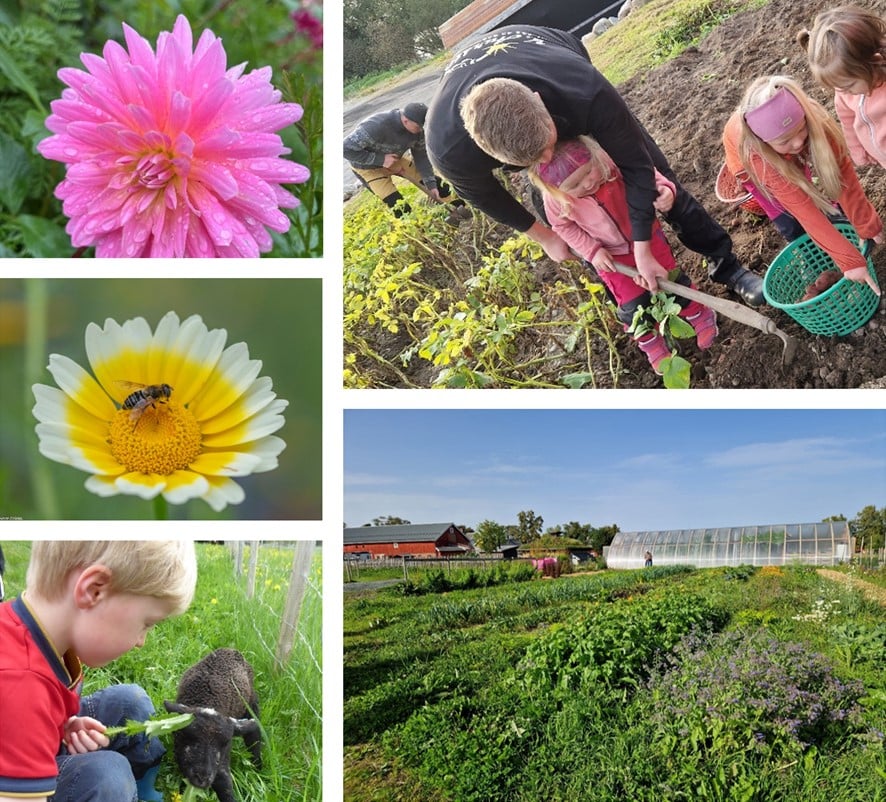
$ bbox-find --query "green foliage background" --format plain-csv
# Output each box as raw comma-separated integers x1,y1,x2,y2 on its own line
0,0,322,257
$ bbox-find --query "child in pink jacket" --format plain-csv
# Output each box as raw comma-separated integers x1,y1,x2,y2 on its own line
800,5,886,169
529,136,718,376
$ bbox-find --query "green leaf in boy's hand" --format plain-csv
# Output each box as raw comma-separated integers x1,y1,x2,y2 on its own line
103,712,194,739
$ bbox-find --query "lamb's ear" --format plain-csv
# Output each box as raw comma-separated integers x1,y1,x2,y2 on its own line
231,717,261,739
164,701,193,714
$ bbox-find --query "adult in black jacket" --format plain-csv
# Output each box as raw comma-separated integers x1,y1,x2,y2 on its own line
425,25,764,305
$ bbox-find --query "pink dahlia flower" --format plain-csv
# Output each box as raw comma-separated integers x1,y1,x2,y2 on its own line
37,15,310,257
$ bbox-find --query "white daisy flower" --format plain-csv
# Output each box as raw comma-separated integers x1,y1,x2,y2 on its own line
32,311,287,512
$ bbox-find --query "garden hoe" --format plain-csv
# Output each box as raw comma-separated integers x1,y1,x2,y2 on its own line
609,261,798,366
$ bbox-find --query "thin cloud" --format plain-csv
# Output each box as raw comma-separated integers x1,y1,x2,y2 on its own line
344,472,401,487
707,436,882,472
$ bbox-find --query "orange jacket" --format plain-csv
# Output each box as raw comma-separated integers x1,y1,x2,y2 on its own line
723,112,882,273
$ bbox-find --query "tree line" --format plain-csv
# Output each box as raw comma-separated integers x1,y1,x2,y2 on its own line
344,0,469,80
358,505,886,555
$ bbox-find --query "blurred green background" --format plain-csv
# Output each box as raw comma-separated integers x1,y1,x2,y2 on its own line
0,278,322,520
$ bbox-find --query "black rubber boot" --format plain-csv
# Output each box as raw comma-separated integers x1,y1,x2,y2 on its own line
726,268,765,307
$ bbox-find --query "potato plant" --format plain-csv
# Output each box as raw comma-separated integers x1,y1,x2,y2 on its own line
343,184,627,388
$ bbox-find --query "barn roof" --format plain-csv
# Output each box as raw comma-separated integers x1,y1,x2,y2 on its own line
343,523,461,545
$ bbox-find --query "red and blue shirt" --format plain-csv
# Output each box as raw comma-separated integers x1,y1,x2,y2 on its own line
0,596,82,798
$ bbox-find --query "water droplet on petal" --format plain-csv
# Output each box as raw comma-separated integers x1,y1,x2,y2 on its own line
64,147,78,157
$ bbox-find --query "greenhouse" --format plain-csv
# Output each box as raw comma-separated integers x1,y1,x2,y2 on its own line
605,522,853,569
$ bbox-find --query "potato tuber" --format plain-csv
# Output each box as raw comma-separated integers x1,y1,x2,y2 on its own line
800,270,841,301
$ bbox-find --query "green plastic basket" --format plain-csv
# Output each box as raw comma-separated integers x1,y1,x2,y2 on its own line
762,223,880,336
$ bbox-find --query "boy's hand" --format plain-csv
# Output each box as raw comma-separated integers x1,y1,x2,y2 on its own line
64,716,110,754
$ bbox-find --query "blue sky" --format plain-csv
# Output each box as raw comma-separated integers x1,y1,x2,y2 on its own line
344,409,886,531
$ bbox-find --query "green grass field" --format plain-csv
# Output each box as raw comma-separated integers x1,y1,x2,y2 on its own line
1,541,321,802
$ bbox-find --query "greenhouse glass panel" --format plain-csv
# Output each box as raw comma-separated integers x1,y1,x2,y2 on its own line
606,522,852,569
800,537,818,559
785,526,801,559
754,539,771,565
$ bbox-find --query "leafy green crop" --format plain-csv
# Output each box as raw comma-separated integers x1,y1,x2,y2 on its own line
519,592,728,695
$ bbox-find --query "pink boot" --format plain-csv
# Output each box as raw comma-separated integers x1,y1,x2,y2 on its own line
635,332,671,375
682,306,718,349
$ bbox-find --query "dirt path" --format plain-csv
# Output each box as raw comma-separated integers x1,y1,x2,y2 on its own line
817,569,886,606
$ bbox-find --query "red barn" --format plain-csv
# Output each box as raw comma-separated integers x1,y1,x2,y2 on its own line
343,523,473,559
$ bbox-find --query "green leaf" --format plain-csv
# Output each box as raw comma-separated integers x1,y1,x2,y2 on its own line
0,132,32,214
13,214,74,257
561,372,594,389
563,326,581,353
103,711,194,739
660,355,691,389
22,109,50,149
0,46,47,114
666,315,696,340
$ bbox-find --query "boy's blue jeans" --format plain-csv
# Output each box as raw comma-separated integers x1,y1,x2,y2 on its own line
54,684,164,802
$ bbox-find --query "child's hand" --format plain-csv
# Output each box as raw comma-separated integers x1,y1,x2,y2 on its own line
653,185,674,213
63,716,110,754
843,265,882,296
591,248,617,272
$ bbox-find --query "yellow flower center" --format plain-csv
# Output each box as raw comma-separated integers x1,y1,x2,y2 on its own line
108,400,202,475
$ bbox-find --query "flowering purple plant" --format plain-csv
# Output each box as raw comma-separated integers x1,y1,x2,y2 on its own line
37,15,310,257
644,629,865,760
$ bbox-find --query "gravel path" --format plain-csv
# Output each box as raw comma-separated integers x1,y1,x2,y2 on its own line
817,569,886,605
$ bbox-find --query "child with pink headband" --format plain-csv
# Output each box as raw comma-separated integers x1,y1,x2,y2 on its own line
722,75,882,293
529,136,718,376
800,5,886,170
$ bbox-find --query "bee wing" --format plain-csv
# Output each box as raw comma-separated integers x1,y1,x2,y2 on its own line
115,380,147,392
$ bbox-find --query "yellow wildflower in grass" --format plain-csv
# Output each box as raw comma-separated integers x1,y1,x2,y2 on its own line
32,311,287,511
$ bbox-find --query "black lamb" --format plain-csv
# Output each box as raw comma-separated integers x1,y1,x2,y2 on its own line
164,648,262,802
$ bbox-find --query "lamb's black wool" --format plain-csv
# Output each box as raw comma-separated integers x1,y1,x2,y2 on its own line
165,648,261,802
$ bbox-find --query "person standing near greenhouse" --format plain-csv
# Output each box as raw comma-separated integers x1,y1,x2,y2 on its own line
0,541,197,802
344,102,471,223
425,25,766,306
644,551,653,567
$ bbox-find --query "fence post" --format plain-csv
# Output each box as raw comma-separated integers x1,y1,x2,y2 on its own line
233,541,244,576
275,541,315,673
246,541,259,598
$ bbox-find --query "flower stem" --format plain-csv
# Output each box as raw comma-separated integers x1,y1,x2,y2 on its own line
153,495,168,520
24,279,58,519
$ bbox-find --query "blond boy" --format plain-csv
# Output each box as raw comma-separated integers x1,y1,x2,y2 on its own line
0,541,197,802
